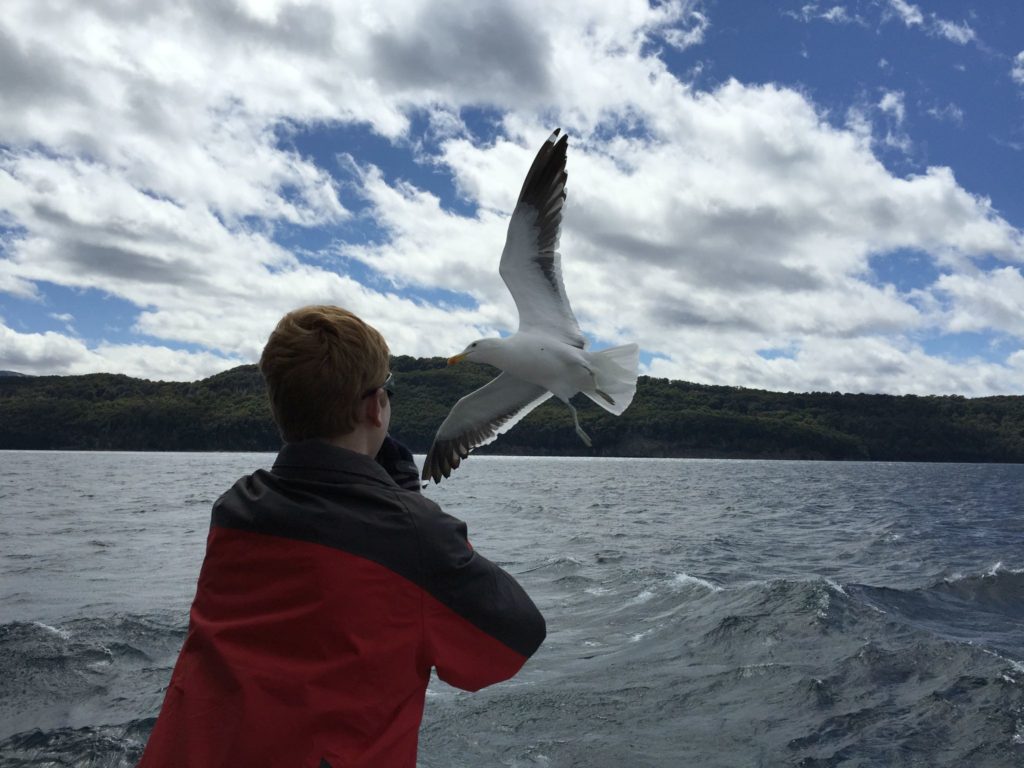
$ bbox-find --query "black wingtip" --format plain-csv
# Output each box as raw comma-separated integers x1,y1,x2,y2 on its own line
423,439,466,485
517,129,568,206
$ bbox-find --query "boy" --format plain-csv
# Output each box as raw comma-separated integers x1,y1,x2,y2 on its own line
139,305,546,767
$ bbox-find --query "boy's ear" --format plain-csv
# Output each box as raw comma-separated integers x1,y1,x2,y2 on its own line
362,391,385,429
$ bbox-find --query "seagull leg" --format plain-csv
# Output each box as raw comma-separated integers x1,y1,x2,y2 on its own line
567,401,592,447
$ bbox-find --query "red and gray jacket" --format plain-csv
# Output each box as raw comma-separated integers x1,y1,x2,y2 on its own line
139,440,546,768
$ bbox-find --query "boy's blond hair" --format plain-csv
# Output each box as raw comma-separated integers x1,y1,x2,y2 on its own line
259,305,390,443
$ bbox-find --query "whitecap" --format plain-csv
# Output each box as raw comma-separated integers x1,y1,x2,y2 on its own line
824,578,847,596
670,572,722,592
628,589,656,604
815,583,832,619
31,621,71,641
944,561,1024,584
988,561,1024,576
980,648,1024,675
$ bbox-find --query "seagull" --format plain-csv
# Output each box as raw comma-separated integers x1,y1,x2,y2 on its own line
422,129,639,484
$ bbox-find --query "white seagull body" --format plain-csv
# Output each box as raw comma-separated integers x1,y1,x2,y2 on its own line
422,129,639,484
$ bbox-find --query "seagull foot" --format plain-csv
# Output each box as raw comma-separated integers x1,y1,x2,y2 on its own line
567,401,592,447
576,424,592,447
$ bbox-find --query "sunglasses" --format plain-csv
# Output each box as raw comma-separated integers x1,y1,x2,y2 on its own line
362,371,394,401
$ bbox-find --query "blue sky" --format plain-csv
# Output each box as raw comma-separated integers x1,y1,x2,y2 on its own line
1,0,1022,395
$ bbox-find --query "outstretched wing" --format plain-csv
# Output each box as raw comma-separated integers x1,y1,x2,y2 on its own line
499,129,586,350
422,373,552,484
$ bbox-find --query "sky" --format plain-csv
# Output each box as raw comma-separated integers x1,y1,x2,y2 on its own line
1,0,1023,396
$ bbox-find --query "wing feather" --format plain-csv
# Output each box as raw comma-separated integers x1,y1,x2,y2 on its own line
499,129,586,349
422,373,552,483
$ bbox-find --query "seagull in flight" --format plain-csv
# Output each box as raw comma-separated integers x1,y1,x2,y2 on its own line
422,129,639,484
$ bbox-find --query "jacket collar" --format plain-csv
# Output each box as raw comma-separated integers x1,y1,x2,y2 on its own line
272,439,396,487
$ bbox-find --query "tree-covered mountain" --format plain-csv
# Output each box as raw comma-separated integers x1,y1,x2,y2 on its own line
1,357,1022,462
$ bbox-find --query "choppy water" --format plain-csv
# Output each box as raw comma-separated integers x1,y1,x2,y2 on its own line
1,451,1023,767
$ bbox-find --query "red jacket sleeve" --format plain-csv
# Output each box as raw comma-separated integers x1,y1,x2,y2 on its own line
413,503,546,691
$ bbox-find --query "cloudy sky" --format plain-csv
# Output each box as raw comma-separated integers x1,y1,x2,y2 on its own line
1,0,1023,395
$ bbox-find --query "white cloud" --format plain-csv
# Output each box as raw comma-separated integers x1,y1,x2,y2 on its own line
648,334,1024,397
0,145,495,365
820,6,851,24
1013,51,1024,86
349,77,1023,393
0,321,243,380
844,106,873,142
933,19,975,45
0,0,1022,396
879,90,906,124
926,103,964,126
661,11,710,50
0,323,88,373
787,4,858,25
886,0,976,46
935,268,1024,339
843,91,911,153
2,0,723,378
651,333,1024,397
888,0,924,27
882,132,912,153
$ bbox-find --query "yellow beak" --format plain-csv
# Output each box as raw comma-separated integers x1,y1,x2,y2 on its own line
447,352,467,365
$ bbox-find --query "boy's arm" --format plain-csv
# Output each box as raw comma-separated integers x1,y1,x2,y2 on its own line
415,504,546,691
375,434,422,492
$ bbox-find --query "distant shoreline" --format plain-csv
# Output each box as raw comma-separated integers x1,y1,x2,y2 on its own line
1,358,1022,463
1,447,1019,467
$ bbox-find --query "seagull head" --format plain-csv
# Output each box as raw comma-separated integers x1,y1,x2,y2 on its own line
448,337,505,367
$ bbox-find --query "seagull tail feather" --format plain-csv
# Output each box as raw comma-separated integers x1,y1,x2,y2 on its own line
582,343,639,416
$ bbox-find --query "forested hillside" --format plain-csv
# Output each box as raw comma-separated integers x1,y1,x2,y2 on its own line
1,357,1022,462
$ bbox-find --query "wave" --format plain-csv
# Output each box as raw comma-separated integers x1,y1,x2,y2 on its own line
855,565,1024,619
0,720,152,768
29,620,72,641
0,614,185,744
601,568,1024,666
935,563,1024,617
4,571,1022,768
846,566,1024,660
522,555,584,574
670,572,722,593
552,572,1024,768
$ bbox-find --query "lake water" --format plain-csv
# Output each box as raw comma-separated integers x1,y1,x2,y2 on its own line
1,451,1023,767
